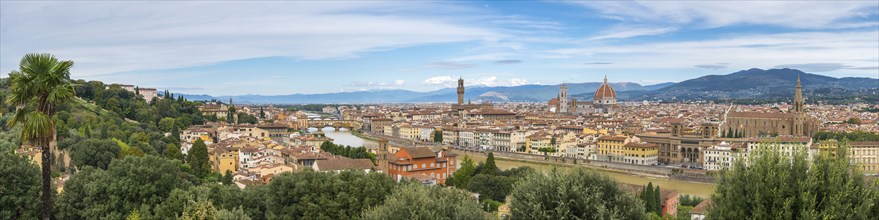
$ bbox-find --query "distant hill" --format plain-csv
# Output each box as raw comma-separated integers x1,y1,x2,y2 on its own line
181,68,877,104
628,68,878,101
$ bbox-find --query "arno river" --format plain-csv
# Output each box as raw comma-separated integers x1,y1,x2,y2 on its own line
307,127,378,148
309,127,716,198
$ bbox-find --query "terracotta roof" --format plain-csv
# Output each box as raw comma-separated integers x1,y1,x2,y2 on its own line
747,136,811,143
401,147,437,159
598,136,628,141
624,142,658,148
849,141,879,148
690,199,712,215
593,76,617,100
727,111,792,119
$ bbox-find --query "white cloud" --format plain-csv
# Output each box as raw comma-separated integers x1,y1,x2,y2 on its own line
423,76,458,86
0,1,502,76
570,1,879,29
423,75,528,88
345,79,406,90
393,80,405,86
545,31,879,74
588,26,676,40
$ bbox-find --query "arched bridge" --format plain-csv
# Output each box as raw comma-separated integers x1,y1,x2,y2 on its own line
306,119,361,131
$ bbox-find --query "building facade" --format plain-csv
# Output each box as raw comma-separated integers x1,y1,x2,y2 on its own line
386,147,458,185
722,76,819,138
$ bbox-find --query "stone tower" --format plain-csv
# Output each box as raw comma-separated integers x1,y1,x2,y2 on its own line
793,75,805,135
559,84,569,113
457,77,465,105
378,138,389,172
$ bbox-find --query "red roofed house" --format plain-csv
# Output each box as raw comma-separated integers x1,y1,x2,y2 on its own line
386,147,457,185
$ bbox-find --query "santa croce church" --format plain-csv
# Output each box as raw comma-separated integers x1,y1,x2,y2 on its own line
721,76,820,138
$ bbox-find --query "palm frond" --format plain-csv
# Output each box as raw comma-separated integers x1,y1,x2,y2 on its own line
20,111,54,144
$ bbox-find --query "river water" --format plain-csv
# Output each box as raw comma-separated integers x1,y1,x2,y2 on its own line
307,127,378,148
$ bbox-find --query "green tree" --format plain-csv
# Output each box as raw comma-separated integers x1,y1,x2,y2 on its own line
56,155,192,219
466,174,515,202
71,139,120,169
433,130,443,143
362,184,490,220
6,53,76,219
171,124,181,143
266,170,395,219
511,168,645,219
180,200,217,220
165,143,183,161
708,144,878,219
83,123,92,138
654,186,662,214
846,117,862,125
187,139,210,178
642,182,655,214
159,117,176,132
448,156,476,188
0,150,41,219
679,194,703,207
222,170,234,185
482,152,500,176
126,209,140,220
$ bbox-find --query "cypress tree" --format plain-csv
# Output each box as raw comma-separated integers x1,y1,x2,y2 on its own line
644,183,655,213
654,186,662,214
482,152,499,176
171,124,181,143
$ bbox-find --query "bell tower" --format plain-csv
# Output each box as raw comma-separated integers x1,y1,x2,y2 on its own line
378,138,389,172
457,78,465,105
793,75,805,136
559,84,569,113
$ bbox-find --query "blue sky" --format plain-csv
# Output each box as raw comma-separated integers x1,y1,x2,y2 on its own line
1,1,877,95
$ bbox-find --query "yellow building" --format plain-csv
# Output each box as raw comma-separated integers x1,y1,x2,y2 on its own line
597,136,637,163
210,147,239,174
582,127,609,136
525,134,552,154
623,142,659,165
399,125,421,141
816,139,841,157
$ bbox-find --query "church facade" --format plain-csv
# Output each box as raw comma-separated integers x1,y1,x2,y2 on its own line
721,76,819,138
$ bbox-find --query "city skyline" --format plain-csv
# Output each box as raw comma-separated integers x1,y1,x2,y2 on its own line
2,1,878,95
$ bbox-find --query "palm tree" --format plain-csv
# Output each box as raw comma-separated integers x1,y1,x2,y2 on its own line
6,53,76,219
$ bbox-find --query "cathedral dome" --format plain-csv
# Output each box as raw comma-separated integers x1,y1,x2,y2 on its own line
593,76,616,102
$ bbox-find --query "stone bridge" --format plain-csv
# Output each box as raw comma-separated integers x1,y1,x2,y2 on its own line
306,119,361,131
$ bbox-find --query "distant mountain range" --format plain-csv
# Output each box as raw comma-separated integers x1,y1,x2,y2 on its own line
180,68,877,104
615,68,878,101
